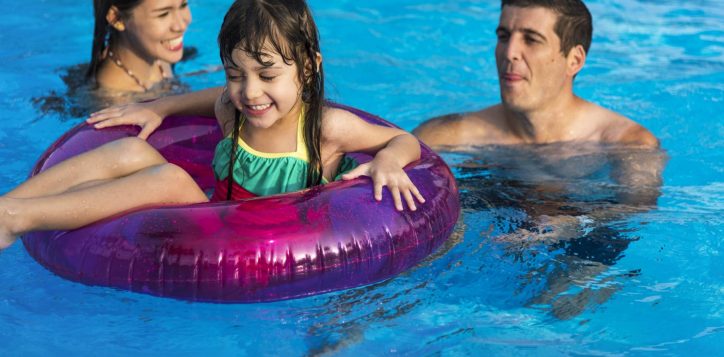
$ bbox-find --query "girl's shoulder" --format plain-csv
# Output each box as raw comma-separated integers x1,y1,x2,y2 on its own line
320,106,363,136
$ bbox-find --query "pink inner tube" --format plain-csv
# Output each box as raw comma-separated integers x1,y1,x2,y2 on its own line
21,104,460,303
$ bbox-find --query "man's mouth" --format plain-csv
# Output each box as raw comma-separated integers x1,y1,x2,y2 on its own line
502,73,525,82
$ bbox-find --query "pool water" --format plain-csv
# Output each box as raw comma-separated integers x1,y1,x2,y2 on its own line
1,0,722,355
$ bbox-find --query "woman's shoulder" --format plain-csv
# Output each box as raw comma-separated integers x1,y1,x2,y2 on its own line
215,90,236,136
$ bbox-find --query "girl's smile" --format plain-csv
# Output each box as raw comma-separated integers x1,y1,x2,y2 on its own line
243,102,274,117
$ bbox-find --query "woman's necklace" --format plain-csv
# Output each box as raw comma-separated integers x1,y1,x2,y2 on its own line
107,50,165,91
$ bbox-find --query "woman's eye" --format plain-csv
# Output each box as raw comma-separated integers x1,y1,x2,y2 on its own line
260,75,276,82
180,1,189,9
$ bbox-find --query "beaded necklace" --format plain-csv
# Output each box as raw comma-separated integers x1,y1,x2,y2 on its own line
107,50,165,91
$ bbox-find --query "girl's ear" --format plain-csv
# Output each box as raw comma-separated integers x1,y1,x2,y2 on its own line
304,52,323,79
314,51,322,71
106,6,126,31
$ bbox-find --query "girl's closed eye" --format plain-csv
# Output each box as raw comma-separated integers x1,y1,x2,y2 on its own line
259,73,277,82
225,69,243,81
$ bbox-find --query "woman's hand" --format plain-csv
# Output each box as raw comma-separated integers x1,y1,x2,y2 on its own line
87,101,167,140
341,154,425,211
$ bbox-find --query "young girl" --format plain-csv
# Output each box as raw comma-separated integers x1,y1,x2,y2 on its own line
88,0,192,92
0,0,424,250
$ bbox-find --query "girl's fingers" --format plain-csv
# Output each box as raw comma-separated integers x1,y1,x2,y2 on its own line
410,184,425,204
137,125,154,140
373,181,384,201
341,163,370,181
402,189,417,211
390,186,403,211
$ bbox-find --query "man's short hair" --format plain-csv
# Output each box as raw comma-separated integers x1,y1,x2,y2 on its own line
501,0,593,55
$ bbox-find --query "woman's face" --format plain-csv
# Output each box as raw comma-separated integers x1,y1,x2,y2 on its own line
120,0,192,64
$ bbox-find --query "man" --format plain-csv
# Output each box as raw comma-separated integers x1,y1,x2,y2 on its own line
414,0,665,320
413,0,659,149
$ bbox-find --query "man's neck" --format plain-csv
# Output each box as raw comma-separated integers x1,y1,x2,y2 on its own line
502,93,582,144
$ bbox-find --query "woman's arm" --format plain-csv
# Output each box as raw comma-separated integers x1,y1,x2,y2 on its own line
87,86,224,139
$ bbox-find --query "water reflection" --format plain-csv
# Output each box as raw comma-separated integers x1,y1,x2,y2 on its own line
30,47,203,120
454,143,666,320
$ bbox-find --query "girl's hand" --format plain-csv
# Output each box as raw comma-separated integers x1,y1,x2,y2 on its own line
87,102,166,140
341,157,425,211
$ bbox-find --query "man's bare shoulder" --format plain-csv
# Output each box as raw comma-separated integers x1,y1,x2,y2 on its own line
584,102,660,148
412,105,508,148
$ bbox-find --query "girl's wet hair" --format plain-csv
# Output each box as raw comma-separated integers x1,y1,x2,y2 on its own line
87,0,145,82
219,0,325,189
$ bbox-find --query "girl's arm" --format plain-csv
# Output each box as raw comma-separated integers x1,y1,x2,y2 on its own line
87,86,224,139
324,108,425,211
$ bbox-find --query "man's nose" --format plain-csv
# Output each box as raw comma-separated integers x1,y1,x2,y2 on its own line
504,36,523,62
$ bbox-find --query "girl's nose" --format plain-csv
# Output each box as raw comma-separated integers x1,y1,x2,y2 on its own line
242,79,263,100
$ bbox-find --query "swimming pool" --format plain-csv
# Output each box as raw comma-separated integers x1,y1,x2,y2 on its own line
1,0,722,355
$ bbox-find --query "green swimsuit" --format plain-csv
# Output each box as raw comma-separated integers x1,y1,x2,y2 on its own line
211,109,357,200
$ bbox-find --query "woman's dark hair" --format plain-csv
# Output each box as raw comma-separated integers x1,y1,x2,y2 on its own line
219,0,325,192
87,0,145,81
501,0,592,55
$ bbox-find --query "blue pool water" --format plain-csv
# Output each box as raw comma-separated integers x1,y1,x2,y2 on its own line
1,0,722,355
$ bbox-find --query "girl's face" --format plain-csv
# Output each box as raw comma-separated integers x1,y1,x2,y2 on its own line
224,47,303,129
121,0,192,63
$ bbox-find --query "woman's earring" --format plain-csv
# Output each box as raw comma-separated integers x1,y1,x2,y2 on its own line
113,22,125,31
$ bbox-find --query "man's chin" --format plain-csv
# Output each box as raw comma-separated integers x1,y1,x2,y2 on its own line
500,96,531,112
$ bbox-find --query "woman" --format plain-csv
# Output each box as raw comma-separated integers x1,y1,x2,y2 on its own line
87,0,192,92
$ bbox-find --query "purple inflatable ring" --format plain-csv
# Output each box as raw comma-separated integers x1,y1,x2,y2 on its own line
21,104,460,303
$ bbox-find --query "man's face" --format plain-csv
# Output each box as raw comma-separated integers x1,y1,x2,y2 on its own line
495,6,571,112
